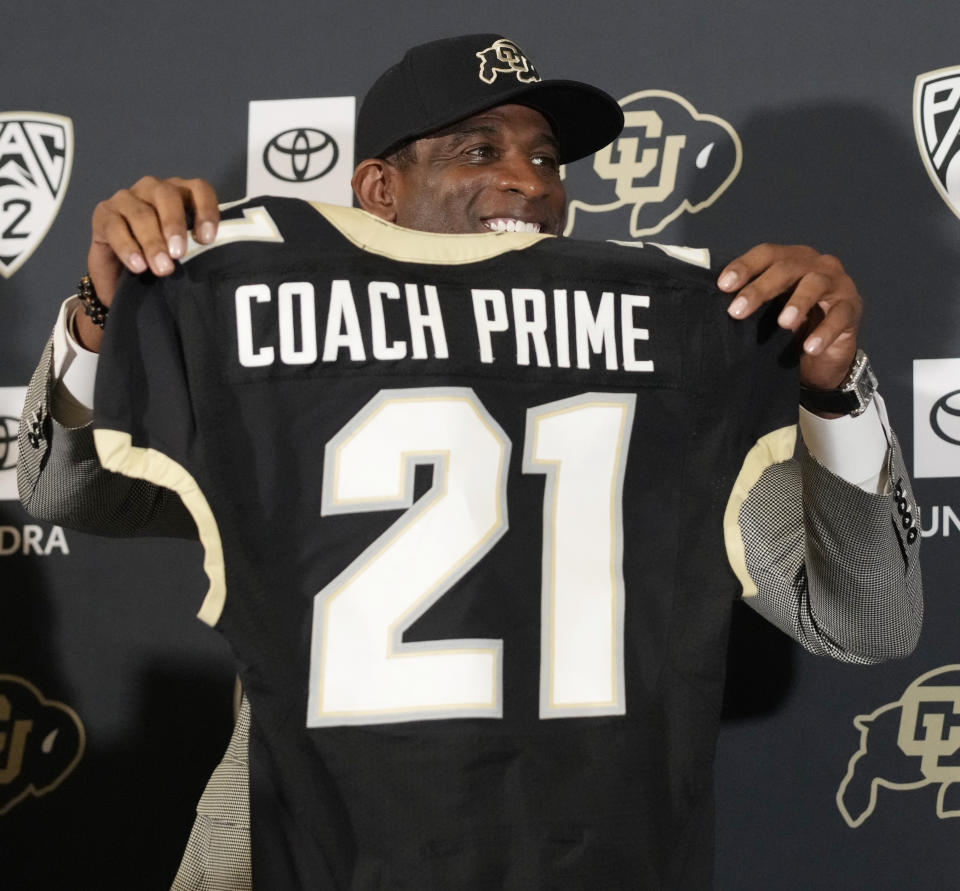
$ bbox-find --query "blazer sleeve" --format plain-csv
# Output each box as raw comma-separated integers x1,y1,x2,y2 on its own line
735,428,923,663
171,694,252,891
17,332,197,538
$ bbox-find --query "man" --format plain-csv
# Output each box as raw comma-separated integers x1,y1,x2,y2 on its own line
19,34,920,890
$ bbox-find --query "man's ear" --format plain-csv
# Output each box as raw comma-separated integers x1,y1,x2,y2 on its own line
352,159,399,222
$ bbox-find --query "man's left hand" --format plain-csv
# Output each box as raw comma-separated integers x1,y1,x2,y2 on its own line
718,243,862,393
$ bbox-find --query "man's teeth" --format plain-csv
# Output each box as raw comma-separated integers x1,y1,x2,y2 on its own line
484,218,541,233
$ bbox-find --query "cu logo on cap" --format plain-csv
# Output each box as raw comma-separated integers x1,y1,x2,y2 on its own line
263,128,339,183
476,39,540,85
930,389,960,445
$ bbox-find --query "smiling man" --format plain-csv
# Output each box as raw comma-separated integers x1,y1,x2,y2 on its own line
19,34,920,891
354,104,567,236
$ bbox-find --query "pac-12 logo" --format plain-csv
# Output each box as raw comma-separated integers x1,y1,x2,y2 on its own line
0,112,73,279
563,91,741,239
263,127,339,183
914,66,960,221
0,675,84,815
837,666,960,827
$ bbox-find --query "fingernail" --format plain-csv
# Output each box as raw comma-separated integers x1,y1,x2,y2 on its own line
128,253,147,273
779,306,798,327
154,252,174,275
168,235,186,258
728,296,749,318
805,336,822,354
718,270,739,290
198,222,216,244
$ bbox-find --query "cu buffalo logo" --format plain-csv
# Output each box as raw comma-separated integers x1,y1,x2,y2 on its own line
914,66,960,222
0,675,84,815
263,128,339,183
563,91,741,239
837,666,960,827
475,39,540,85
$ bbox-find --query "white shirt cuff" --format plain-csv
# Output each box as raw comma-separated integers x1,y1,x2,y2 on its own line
51,296,98,426
799,394,890,494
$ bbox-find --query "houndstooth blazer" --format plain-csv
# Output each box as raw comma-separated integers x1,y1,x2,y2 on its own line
18,332,923,890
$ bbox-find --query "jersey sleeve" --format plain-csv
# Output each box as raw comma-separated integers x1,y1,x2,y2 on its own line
93,269,227,625
94,270,195,456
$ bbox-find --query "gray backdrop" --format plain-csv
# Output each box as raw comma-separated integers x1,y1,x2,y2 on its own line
2,2,959,888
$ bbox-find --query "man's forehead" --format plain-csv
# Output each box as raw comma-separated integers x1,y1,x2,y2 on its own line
423,104,558,145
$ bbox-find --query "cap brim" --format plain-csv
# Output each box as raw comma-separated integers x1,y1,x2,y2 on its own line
375,79,624,164
508,80,625,163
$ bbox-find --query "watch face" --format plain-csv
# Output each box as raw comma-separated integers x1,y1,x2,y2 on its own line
800,352,875,417
847,354,877,416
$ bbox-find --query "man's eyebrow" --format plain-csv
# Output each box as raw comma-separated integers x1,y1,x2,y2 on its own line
428,121,560,151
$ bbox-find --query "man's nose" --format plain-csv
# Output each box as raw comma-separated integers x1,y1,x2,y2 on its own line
494,156,552,198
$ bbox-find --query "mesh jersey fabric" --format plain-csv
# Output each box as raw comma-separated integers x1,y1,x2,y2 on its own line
92,196,832,889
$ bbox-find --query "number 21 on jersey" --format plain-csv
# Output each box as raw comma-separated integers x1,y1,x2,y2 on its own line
306,388,634,727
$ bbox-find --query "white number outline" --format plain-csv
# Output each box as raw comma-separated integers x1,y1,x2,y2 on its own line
307,389,509,727
524,394,633,719
307,388,634,727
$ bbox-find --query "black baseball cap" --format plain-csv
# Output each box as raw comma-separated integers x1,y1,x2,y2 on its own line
355,34,624,164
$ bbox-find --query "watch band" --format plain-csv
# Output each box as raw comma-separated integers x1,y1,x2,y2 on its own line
799,349,877,417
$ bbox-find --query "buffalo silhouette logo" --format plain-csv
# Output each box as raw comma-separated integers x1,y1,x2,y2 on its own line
0,675,84,815
563,90,741,240
837,665,960,827
476,39,540,86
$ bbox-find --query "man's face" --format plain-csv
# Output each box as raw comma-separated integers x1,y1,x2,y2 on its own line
388,104,567,236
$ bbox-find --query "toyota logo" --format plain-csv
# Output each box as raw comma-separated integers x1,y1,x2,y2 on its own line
263,128,339,183
0,416,18,470
930,389,960,446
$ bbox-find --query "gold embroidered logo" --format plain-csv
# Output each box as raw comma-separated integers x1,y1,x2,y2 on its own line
476,39,540,86
0,675,84,815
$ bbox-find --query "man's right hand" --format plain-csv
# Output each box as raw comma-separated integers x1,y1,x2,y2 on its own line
78,176,221,352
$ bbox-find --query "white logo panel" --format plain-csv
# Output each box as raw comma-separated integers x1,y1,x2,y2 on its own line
0,113,73,278
246,97,355,205
914,358,960,478
0,387,27,500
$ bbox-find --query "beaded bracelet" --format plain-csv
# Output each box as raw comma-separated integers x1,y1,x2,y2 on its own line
78,275,108,328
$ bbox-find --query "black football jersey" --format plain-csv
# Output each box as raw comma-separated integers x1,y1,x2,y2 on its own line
94,197,798,890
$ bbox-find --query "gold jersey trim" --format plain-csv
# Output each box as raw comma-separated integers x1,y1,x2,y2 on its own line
723,424,797,598
93,429,226,627
310,202,554,265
